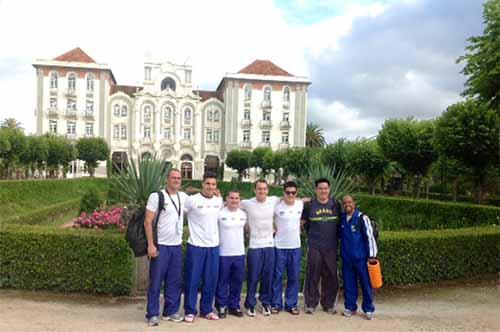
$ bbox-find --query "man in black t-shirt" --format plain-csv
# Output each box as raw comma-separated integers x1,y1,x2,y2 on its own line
301,178,341,314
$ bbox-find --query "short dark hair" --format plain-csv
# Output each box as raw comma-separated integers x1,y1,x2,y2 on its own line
254,179,268,189
226,189,241,197
315,178,330,188
167,168,181,177
203,172,217,182
283,181,298,191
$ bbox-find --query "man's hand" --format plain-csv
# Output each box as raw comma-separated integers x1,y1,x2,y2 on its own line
368,257,378,264
214,189,222,197
148,244,158,259
301,197,311,203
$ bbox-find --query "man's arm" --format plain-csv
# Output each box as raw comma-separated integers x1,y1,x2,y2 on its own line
144,209,158,258
362,214,378,258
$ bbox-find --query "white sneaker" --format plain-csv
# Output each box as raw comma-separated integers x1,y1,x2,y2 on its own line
365,312,374,320
247,307,256,317
162,313,183,323
261,305,271,316
148,316,160,326
343,309,354,317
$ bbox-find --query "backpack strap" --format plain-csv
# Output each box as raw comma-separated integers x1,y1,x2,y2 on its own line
152,191,164,247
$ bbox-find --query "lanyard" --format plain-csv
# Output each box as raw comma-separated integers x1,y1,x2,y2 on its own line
166,191,181,219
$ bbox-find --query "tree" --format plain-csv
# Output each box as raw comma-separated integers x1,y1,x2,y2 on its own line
20,135,49,178
349,139,389,195
377,118,437,198
0,128,27,178
281,147,322,177
321,138,353,171
434,99,499,204
306,122,326,147
46,135,76,178
458,0,500,107
76,137,110,177
225,149,251,181
250,147,272,176
0,118,23,130
263,149,286,185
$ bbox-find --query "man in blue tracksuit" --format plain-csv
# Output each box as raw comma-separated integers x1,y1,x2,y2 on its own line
340,195,378,320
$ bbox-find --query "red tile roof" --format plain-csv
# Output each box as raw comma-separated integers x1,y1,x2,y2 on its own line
110,85,143,97
53,47,96,63
238,60,293,77
194,90,224,102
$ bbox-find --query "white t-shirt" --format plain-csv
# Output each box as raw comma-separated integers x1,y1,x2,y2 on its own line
274,200,304,249
184,193,223,247
146,190,189,246
240,196,280,249
218,207,247,256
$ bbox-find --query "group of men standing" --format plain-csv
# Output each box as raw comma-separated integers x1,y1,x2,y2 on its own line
143,169,378,326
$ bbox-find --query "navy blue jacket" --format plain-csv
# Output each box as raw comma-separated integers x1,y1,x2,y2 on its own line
340,209,378,261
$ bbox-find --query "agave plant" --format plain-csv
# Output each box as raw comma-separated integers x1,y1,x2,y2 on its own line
296,161,354,200
110,155,171,207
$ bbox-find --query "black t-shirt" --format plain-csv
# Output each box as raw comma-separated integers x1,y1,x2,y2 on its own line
301,198,341,250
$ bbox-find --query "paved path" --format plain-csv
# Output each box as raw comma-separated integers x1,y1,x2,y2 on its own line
1,277,499,332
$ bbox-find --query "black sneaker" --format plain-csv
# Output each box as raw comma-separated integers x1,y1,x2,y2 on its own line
218,306,227,319
228,308,244,318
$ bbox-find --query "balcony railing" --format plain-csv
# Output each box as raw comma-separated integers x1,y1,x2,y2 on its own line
279,142,290,149
261,100,272,109
83,111,94,119
241,119,251,128
259,120,272,129
50,88,58,96
280,120,290,130
65,109,77,117
240,141,251,149
140,137,152,144
66,133,77,140
47,108,59,117
259,141,271,148
65,88,77,97
160,138,173,145
180,139,192,147
283,100,290,109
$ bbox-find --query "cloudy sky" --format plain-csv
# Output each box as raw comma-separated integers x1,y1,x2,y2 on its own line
0,0,485,142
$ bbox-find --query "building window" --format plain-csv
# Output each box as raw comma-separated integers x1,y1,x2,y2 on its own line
207,110,213,122
243,130,250,142
244,85,252,101
262,130,270,143
49,120,57,134
183,107,192,125
87,74,94,91
263,86,272,101
121,125,127,139
113,125,120,139
282,132,289,143
114,104,120,116
121,105,128,117
144,126,151,138
86,100,94,113
145,66,151,81
161,77,176,91
50,98,57,109
244,109,250,120
163,106,172,123
50,72,58,89
143,105,152,123
85,123,94,137
67,99,76,110
67,122,76,135
283,112,289,121
206,129,213,143
214,110,220,122
68,73,76,90
263,111,271,121
213,129,220,143
185,69,192,84
163,127,171,140
183,128,191,140
283,86,290,102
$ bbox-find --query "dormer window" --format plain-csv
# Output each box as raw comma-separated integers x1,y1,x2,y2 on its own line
163,106,172,123
121,105,128,117
184,107,192,125
143,105,152,123
214,110,220,122
161,77,176,92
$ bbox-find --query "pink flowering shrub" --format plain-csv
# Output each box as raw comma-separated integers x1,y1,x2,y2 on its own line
73,207,125,231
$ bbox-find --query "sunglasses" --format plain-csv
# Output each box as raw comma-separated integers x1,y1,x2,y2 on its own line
285,191,297,196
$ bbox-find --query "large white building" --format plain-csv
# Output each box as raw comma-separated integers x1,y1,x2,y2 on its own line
33,48,311,179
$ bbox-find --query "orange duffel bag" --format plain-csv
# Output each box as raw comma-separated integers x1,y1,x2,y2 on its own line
368,259,383,289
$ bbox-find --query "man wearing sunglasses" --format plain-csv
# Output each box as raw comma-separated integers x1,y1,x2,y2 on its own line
271,181,303,315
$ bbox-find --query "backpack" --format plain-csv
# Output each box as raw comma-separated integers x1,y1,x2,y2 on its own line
126,191,164,257
360,213,379,246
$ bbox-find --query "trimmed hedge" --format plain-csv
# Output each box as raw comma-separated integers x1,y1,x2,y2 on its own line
0,224,134,295
183,180,282,199
2,198,80,226
355,194,500,230
378,226,500,285
0,178,108,221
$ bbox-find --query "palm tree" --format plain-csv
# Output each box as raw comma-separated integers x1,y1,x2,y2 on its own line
306,122,326,147
1,118,23,130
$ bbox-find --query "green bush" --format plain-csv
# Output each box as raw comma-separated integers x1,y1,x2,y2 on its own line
183,180,282,199
80,187,102,213
378,226,500,285
2,198,81,226
0,178,108,221
0,224,134,295
355,194,500,230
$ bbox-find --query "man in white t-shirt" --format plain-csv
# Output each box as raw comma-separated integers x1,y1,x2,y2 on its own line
271,181,304,315
215,190,247,319
241,179,280,317
144,169,188,327
183,172,223,323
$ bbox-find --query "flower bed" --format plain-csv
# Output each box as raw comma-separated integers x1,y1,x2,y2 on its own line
73,207,125,231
